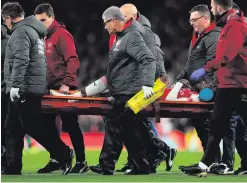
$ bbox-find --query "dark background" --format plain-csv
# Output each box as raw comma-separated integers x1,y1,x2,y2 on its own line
2,0,246,87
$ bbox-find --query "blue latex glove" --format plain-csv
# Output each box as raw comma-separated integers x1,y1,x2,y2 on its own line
231,115,241,121
190,68,206,81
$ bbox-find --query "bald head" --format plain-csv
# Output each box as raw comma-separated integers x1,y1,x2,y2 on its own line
120,3,138,22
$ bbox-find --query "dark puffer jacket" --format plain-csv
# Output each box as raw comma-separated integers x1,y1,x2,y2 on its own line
106,20,156,96
138,14,166,78
1,25,10,96
4,16,47,96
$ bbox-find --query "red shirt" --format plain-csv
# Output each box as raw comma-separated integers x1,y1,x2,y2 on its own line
45,20,80,89
160,88,198,101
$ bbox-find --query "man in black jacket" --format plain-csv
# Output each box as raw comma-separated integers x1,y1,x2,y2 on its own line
176,4,221,165
2,2,73,175
89,6,156,175
114,3,176,173
1,24,10,170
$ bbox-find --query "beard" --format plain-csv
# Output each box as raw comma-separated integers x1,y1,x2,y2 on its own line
213,8,221,20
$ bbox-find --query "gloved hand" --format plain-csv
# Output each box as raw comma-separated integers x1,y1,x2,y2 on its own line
10,88,20,102
142,86,154,99
160,74,169,84
231,115,241,121
190,68,206,81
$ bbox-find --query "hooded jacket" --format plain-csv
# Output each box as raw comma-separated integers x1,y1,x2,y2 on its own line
138,13,166,78
106,19,156,96
1,25,10,96
4,16,47,96
45,20,80,90
109,13,166,78
204,9,247,88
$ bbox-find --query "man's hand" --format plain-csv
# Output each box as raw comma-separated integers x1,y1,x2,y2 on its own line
160,74,169,84
59,84,69,94
190,68,206,81
10,88,20,102
142,86,154,99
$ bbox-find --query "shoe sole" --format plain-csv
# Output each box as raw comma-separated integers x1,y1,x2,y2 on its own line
79,166,89,174
185,171,207,178
166,149,177,171
237,170,247,175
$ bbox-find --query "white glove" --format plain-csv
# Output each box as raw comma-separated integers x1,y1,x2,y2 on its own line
142,86,154,99
10,88,20,102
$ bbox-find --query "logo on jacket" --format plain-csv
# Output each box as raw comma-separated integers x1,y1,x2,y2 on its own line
47,41,53,53
37,39,45,55
241,94,247,102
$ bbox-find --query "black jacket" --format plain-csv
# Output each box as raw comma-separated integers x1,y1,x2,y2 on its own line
138,14,166,78
177,25,220,83
106,20,156,96
4,16,47,96
1,25,10,96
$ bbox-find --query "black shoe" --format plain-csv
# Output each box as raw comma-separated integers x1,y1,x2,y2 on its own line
116,164,133,172
153,151,167,169
89,165,113,175
37,159,61,174
182,163,207,177
234,167,247,175
214,163,234,175
166,148,177,171
61,149,74,175
70,161,89,173
179,163,198,173
207,162,219,173
123,168,150,175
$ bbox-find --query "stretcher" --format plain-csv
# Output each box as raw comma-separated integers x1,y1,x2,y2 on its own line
42,95,214,121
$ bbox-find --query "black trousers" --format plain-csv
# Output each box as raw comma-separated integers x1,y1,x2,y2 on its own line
99,95,150,173
99,112,171,170
1,93,8,164
191,117,221,163
1,94,8,149
42,113,85,162
235,117,247,169
221,116,238,169
5,96,70,173
201,88,247,166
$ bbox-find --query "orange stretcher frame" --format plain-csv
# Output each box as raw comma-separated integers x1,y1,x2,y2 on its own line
42,95,214,122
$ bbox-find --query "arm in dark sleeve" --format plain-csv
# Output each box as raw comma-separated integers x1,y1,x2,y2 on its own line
126,32,156,87
205,22,246,72
205,31,219,62
155,46,166,75
59,32,80,87
11,32,30,88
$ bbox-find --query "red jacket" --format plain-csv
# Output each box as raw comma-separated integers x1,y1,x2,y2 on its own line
45,20,80,89
204,9,247,88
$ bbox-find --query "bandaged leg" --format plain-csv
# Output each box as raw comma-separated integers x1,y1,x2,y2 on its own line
85,76,108,96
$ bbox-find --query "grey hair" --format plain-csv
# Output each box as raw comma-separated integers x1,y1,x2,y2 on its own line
102,6,125,22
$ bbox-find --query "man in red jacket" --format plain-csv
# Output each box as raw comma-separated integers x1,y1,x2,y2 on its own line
183,0,247,176
34,4,88,174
